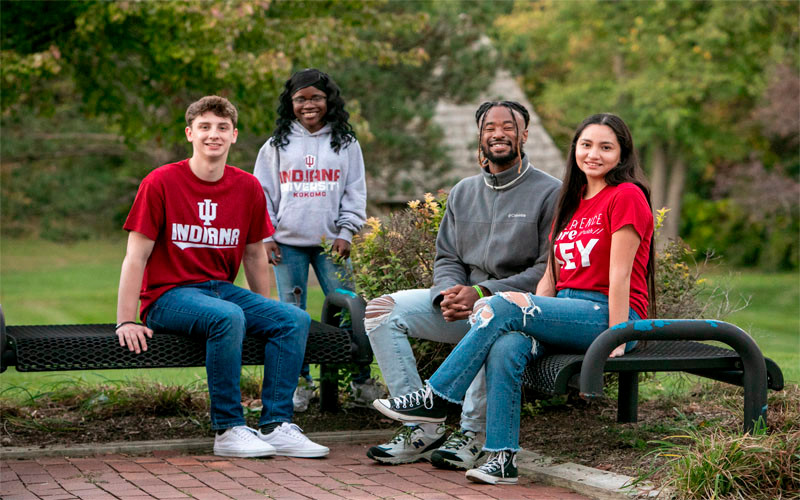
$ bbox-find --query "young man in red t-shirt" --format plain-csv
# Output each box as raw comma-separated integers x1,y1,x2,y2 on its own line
116,96,328,459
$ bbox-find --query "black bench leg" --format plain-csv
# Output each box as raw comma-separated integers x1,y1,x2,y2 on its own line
743,369,768,434
617,372,639,423
319,363,340,412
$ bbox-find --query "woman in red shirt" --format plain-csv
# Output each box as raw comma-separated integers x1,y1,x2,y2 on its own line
371,113,656,485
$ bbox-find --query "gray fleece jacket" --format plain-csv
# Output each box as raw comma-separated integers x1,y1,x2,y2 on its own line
430,155,561,306
253,121,367,246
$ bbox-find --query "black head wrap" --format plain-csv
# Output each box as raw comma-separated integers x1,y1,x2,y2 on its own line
288,68,328,96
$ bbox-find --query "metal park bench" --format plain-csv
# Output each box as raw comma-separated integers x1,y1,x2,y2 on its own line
1,290,784,432
522,319,785,433
0,291,372,412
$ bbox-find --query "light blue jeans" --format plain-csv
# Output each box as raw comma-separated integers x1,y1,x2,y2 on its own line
145,280,311,430
427,289,641,451
365,289,486,433
274,243,370,383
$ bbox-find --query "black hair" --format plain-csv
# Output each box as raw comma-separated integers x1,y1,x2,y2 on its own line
475,101,530,171
550,113,657,317
270,68,356,153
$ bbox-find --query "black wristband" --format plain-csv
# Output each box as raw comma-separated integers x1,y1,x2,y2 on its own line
115,321,140,331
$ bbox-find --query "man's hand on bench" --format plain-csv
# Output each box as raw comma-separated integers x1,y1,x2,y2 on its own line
117,323,154,354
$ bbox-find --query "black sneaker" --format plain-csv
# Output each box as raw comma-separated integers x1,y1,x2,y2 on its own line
372,385,447,423
465,450,518,484
431,429,486,470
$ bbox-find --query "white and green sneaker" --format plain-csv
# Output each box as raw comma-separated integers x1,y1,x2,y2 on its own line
366,424,447,465
430,429,486,470
292,378,317,413
465,450,518,484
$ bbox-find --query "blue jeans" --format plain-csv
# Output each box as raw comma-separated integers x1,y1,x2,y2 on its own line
365,289,487,433
427,289,641,451
273,244,370,383
146,280,310,430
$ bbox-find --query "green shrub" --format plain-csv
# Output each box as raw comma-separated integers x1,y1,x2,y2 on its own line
348,191,446,298
343,191,450,379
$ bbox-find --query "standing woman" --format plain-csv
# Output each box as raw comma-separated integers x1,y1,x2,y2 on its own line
371,113,656,485
254,68,376,412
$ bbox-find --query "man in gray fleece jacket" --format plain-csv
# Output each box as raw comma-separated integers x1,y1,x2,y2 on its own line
364,101,561,469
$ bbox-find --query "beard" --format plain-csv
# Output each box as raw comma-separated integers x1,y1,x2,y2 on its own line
481,141,523,167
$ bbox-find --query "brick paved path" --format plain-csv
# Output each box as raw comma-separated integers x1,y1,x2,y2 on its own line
1,443,590,500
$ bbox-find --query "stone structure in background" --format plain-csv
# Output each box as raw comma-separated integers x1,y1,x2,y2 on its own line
370,70,564,208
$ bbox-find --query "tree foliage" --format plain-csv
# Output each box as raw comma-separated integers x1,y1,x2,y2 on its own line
1,0,504,238
493,0,799,246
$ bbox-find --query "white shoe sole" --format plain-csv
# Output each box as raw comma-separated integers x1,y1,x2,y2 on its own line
367,449,434,465
465,469,518,484
272,447,330,458
372,400,447,423
213,447,276,458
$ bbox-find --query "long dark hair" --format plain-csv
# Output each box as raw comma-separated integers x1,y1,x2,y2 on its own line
549,113,657,317
270,68,356,153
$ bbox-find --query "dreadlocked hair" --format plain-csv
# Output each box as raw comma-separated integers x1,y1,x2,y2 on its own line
270,68,356,153
475,100,530,173
549,113,657,318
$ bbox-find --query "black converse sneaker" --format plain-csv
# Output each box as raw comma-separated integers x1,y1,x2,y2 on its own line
431,429,486,470
465,450,518,484
372,385,447,423
366,424,447,464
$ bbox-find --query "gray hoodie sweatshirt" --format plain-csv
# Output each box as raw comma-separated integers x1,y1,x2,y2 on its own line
253,121,367,246
430,155,561,306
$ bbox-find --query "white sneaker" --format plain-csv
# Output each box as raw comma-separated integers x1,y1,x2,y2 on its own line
213,426,276,458
431,429,486,470
293,379,317,413
257,422,329,458
350,378,387,407
366,424,447,465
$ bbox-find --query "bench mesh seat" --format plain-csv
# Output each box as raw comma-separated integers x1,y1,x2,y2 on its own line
522,340,781,395
7,320,350,372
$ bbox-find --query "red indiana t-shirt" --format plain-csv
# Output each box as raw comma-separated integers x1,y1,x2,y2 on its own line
553,183,653,319
123,159,274,319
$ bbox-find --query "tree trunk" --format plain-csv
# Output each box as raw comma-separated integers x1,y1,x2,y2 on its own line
663,156,687,242
649,143,668,213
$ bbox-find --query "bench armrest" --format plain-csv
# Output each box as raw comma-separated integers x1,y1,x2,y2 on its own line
321,289,371,365
578,319,768,423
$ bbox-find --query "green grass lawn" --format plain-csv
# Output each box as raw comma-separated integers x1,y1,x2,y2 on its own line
704,269,799,383
0,236,325,395
1,237,797,396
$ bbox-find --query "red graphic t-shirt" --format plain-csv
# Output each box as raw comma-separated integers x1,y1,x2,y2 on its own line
554,183,653,318
123,159,274,318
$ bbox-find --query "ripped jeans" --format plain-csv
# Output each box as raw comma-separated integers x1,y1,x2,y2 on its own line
427,289,641,451
365,289,486,433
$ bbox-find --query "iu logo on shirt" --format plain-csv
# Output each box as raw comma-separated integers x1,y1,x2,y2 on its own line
198,199,218,226
170,198,239,250
304,154,316,169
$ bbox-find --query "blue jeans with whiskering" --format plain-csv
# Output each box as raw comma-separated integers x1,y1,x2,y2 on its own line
427,289,640,451
146,280,310,430
274,244,370,383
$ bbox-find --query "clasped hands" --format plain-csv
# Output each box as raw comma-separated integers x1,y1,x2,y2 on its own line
439,284,486,322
